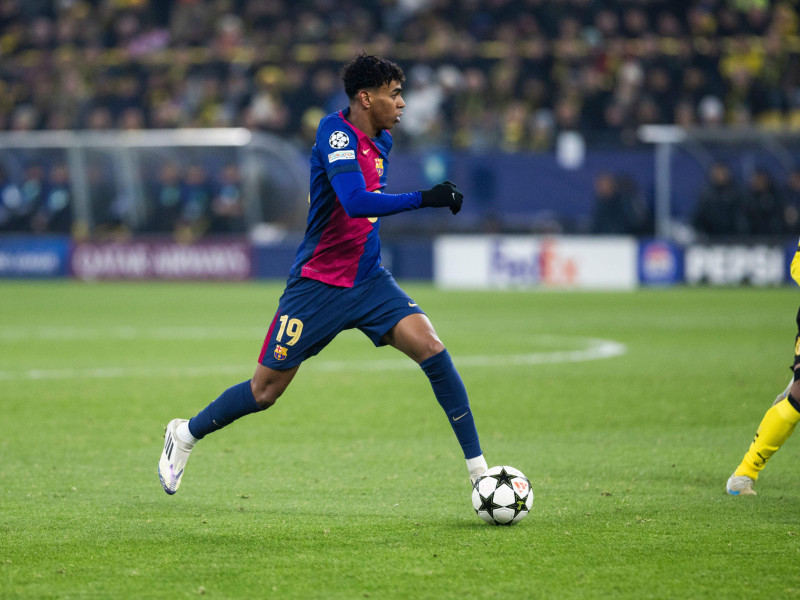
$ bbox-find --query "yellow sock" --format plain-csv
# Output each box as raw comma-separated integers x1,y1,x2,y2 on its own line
734,398,800,480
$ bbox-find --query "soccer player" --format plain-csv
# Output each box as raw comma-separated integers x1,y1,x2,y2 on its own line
726,239,800,495
158,54,488,495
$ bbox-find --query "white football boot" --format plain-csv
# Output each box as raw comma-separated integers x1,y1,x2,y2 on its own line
726,474,756,496
467,454,489,485
158,419,194,495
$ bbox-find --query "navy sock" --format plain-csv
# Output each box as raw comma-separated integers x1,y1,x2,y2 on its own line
188,380,263,440
420,349,482,459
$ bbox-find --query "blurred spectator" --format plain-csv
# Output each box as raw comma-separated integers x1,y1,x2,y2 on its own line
673,100,697,128
618,174,651,235
691,162,747,237
697,95,726,127
209,164,246,234
297,106,325,148
308,68,347,115
397,64,445,148
743,167,786,235
118,107,146,130
145,162,184,233
529,108,555,151
85,107,114,130
175,163,213,240
499,101,530,152
10,105,40,131
242,66,290,133
590,171,648,234
32,163,72,234
451,68,496,150
15,162,46,233
0,164,24,232
783,168,800,233
89,163,129,236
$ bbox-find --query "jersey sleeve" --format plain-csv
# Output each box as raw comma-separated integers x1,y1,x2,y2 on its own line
331,171,421,218
791,239,800,286
317,120,362,179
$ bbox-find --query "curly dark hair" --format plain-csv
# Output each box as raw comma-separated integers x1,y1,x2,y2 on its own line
341,54,405,99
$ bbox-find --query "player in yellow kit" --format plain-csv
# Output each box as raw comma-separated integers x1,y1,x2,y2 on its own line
726,239,800,495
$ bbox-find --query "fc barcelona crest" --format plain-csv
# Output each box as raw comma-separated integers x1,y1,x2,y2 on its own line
375,157,384,176
274,344,288,361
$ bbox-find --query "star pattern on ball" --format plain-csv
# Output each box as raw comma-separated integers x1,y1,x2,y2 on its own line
477,490,501,514
490,467,516,488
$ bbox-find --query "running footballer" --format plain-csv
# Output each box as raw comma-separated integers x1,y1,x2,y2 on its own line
158,54,489,496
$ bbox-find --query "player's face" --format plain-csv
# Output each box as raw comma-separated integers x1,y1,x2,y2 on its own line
367,80,405,132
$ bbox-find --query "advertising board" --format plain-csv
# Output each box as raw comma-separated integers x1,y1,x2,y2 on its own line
684,245,784,286
71,241,251,280
434,235,638,290
0,236,70,278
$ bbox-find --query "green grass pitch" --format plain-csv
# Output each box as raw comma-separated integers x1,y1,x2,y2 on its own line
2,280,800,599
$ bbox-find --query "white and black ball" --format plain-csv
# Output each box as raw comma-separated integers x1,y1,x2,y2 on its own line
471,465,533,526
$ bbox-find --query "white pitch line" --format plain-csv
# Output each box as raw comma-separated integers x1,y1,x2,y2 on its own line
0,338,626,381
0,326,265,341
313,338,627,372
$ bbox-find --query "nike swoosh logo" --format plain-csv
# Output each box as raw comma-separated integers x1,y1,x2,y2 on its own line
408,302,418,307
452,412,469,422
362,149,370,155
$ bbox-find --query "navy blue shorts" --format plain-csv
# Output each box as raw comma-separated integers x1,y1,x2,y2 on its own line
258,269,424,370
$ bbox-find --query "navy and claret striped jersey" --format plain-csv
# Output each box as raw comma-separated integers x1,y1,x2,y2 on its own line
289,108,421,288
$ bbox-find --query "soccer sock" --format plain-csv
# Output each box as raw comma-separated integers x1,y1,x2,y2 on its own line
187,380,264,440
420,349,482,459
176,421,198,446
734,395,800,480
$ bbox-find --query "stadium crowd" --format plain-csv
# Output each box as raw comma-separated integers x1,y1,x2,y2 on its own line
0,0,796,147
1,0,800,238
590,166,800,238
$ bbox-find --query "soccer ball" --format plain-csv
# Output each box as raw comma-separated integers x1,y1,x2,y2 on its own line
471,465,533,526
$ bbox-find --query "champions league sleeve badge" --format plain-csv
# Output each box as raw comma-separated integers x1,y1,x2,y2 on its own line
328,131,350,149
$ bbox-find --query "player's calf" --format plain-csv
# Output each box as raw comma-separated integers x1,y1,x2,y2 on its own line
420,349,484,482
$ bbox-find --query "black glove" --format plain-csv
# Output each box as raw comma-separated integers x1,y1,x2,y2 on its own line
420,180,463,215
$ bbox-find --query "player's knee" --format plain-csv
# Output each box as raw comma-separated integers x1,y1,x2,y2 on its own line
251,365,298,409
419,337,446,362
791,378,800,404
250,379,283,409
255,394,278,410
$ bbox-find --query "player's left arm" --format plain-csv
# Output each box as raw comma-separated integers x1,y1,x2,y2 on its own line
332,172,464,218
332,171,421,218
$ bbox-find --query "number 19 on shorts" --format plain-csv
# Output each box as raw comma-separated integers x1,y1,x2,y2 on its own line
276,315,303,346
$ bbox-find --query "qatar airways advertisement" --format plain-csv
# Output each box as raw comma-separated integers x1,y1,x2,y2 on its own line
71,240,252,281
